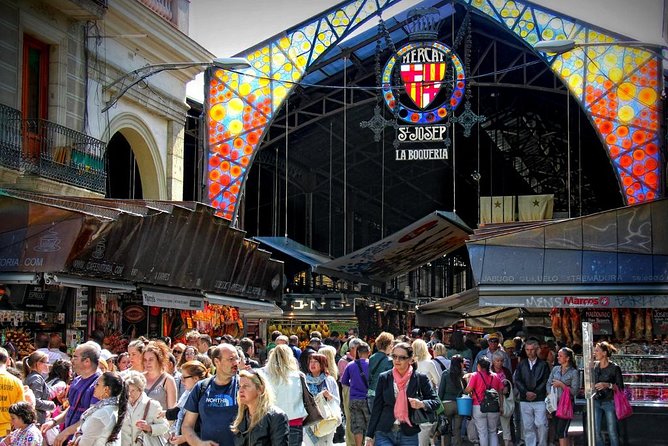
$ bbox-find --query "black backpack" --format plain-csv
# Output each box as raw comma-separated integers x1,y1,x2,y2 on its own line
478,373,500,413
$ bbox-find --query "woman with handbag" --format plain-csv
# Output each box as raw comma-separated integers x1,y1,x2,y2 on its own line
463,356,504,446
593,342,624,446
68,371,128,446
547,347,579,446
491,352,514,446
259,344,308,446
121,371,170,446
23,351,56,425
365,342,440,446
303,353,340,446
438,355,466,446
231,369,289,446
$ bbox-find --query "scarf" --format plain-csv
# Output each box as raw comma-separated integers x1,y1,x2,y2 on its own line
305,373,327,395
78,396,119,427
393,366,413,427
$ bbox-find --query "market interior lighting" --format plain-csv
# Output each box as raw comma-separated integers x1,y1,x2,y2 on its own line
534,39,668,60
102,57,251,113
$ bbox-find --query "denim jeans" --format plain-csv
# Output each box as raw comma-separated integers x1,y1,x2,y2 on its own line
375,430,420,446
289,425,303,446
594,399,619,446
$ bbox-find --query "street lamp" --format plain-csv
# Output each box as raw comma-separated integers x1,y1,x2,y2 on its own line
102,57,251,113
534,39,667,59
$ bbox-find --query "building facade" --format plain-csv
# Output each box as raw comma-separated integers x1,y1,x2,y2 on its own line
0,0,213,200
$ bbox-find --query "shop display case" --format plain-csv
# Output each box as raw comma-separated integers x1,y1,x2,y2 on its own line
616,354,668,406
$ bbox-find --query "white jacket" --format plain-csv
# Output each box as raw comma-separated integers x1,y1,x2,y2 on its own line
259,369,309,420
75,405,120,446
121,393,170,445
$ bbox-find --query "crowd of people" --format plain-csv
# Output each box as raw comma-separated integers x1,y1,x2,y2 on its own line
0,327,625,446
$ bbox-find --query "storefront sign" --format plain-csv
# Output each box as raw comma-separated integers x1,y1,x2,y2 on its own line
142,290,204,311
283,295,355,317
395,148,448,161
653,309,668,336
478,294,668,308
583,309,613,336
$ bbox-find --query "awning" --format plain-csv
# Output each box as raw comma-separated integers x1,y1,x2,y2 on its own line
317,211,472,285
465,199,668,309
254,237,333,268
416,288,522,328
467,199,668,287
205,293,283,318
0,272,41,284
44,273,136,291
0,189,284,301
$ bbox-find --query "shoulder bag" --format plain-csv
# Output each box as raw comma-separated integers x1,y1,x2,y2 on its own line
300,374,324,426
409,374,438,425
135,400,168,446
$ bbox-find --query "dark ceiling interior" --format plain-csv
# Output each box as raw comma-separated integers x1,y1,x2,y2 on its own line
238,1,623,258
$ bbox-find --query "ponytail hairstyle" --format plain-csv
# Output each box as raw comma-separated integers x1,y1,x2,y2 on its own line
101,372,128,443
477,356,491,373
559,347,577,369
23,351,48,376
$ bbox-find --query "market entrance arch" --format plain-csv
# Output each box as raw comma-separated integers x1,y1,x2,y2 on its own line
203,0,662,223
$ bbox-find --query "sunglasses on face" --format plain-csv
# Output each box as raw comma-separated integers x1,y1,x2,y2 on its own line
173,350,183,354
391,354,410,361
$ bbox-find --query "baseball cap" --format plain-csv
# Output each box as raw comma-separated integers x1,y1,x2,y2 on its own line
503,340,515,349
487,333,500,341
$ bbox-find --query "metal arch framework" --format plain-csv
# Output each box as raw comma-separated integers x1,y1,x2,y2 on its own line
204,0,663,223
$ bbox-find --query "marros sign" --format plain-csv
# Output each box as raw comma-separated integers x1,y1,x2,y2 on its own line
563,296,610,307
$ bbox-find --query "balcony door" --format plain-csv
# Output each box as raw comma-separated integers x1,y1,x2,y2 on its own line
22,34,49,159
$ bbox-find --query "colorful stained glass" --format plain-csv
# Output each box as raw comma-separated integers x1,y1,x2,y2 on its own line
206,0,663,220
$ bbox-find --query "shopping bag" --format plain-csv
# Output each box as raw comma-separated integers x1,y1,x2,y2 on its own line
613,387,633,420
312,391,342,437
556,387,573,420
545,387,558,414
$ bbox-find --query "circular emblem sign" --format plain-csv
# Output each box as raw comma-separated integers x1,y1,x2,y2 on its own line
382,41,465,124
123,305,147,323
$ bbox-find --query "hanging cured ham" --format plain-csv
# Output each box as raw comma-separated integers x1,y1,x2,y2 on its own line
570,309,582,345
611,308,622,340
561,308,572,345
623,308,632,341
634,308,645,339
645,308,653,342
551,308,563,340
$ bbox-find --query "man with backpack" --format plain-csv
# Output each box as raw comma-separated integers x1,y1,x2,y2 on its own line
182,344,240,446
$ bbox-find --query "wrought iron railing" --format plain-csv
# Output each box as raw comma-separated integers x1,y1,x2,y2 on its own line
0,104,22,170
0,104,107,193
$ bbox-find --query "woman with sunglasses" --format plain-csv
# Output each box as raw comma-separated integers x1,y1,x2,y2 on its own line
23,351,55,425
171,343,186,369
366,342,440,446
177,346,197,369
167,360,209,445
231,369,289,445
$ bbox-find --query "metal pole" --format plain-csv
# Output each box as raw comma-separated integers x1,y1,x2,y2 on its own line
582,322,595,446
